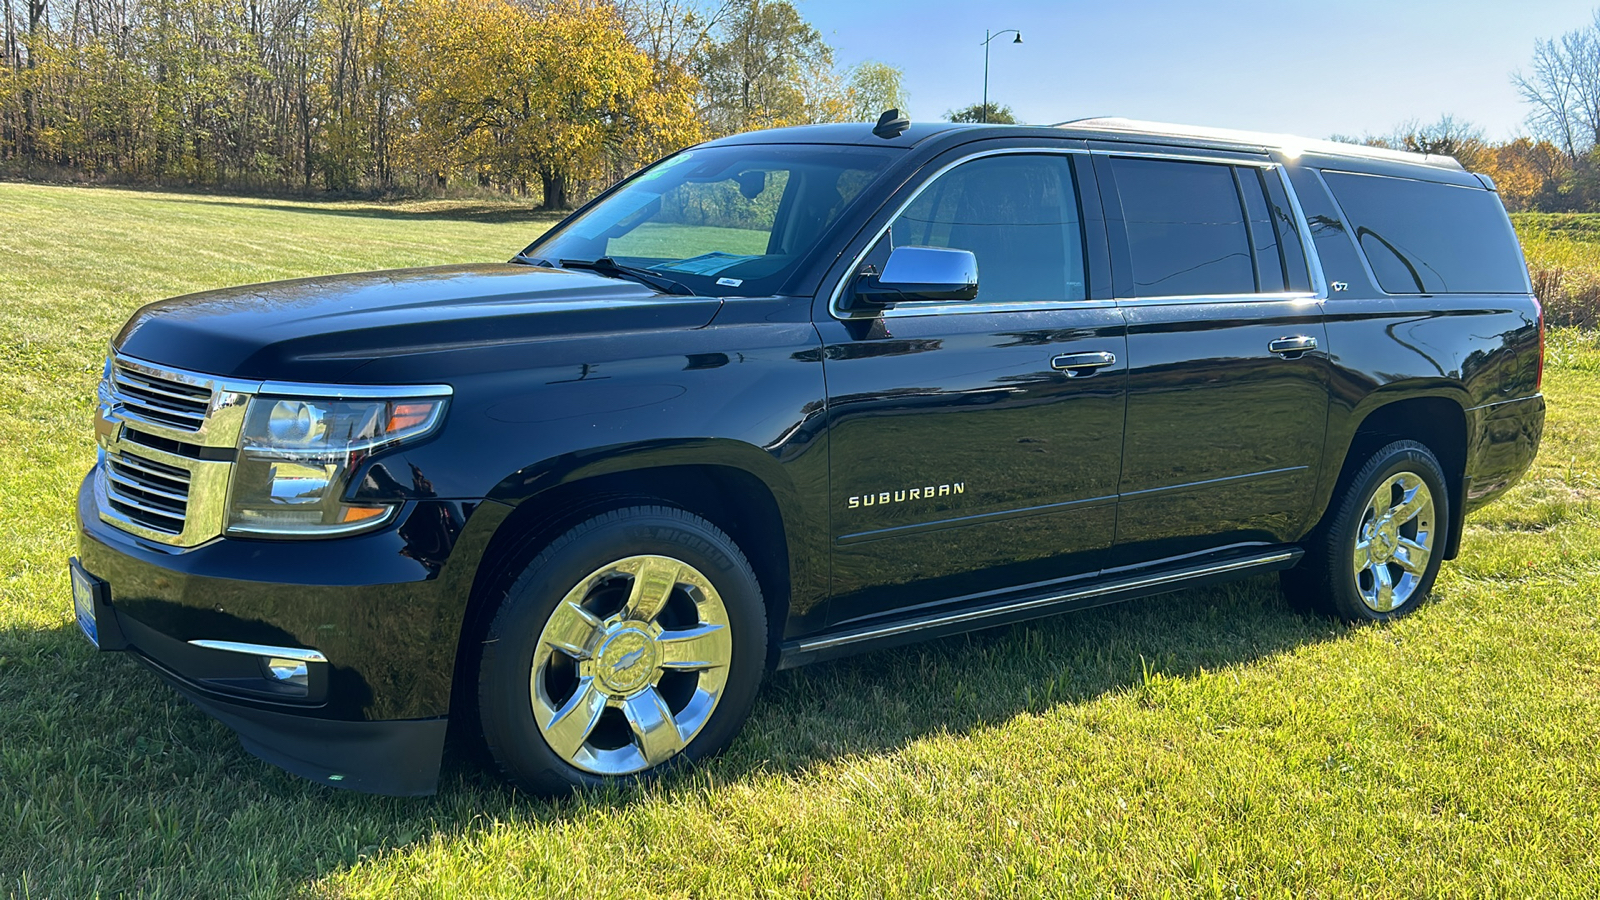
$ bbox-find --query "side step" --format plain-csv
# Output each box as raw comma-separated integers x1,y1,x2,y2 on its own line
776,547,1301,669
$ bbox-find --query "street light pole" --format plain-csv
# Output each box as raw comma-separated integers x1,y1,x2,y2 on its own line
981,28,1022,124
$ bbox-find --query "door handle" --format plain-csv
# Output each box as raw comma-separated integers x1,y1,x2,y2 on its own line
1268,335,1317,358
1051,350,1117,377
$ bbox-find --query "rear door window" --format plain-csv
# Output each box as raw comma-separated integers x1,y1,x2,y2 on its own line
1110,157,1256,297
1321,171,1528,294
1238,167,1286,293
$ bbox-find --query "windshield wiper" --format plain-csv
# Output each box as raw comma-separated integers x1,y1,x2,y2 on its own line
556,257,694,296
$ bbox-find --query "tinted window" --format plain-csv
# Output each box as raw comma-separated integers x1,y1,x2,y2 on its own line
1238,167,1285,292
1112,157,1254,297
1322,171,1528,294
1263,171,1312,292
889,154,1086,304
1287,165,1367,294
528,144,897,297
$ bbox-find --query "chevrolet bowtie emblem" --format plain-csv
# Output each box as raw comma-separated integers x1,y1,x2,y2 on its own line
612,646,649,671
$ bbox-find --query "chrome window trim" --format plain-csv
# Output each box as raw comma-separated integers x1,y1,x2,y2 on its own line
827,146,1095,321
1095,153,1328,305
826,145,1331,320
1112,291,1321,308
188,640,329,663
1276,165,1329,299
1086,147,1276,168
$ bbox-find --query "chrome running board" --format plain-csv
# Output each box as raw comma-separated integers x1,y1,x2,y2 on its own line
777,547,1300,669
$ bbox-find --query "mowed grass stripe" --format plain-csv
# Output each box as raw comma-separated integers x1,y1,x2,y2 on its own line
2,183,1598,898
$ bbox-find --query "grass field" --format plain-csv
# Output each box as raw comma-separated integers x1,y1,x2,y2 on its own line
3,182,1600,898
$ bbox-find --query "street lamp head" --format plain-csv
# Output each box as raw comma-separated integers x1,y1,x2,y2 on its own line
1013,33,1023,43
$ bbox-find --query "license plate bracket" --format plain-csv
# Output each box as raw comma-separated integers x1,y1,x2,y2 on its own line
69,557,115,650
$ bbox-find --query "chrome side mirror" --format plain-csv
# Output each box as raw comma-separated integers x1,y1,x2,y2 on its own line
852,246,979,307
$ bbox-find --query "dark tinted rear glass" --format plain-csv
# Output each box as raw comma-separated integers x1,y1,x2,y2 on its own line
1238,167,1286,292
1321,171,1527,294
1112,157,1255,297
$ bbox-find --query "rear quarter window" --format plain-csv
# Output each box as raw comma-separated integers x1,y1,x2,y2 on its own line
1321,170,1527,294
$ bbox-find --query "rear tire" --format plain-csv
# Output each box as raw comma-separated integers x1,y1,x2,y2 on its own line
1282,440,1449,622
476,505,767,794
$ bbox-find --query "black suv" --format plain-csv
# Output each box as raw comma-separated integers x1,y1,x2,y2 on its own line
72,117,1545,796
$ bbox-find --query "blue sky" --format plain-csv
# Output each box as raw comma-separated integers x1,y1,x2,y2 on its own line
805,0,1598,141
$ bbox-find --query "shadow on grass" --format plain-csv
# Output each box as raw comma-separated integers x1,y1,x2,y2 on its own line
153,193,572,226
3,573,1346,897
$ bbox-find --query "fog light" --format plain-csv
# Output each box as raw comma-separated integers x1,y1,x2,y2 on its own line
264,657,310,687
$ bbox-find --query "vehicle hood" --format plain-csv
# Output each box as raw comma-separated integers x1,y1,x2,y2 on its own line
113,263,724,382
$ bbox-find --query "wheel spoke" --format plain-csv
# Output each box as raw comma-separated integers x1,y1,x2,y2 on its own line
542,677,608,760
622,686,684,766
1393,480,1430,524
1395,538,1430,575
542,600,603,659
1373,562,1396,612
1366,490,1387,525
626,557,681,623
1353,539,1373,572
658,623,732,670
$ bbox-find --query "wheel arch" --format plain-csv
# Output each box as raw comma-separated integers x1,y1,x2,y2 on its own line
451,440,810,722
1324,391,1469,559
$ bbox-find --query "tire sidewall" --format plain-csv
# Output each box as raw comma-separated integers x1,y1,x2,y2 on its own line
1326,441,1450,622
477,507,767,794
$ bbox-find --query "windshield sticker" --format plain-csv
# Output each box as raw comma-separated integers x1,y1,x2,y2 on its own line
651,252,761,277
636,151,693,182
716,277,744,287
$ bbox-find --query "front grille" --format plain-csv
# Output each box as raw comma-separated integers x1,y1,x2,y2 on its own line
111,362,212,432
104,451,191,535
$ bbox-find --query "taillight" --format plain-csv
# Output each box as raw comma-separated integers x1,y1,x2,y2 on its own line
1534,297,1545,392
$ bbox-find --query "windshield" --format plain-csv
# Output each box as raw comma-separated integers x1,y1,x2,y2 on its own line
523,144,901,297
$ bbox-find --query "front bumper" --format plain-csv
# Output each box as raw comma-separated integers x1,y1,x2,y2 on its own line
75,470,510,795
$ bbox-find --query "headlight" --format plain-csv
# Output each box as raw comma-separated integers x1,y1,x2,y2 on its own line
226,392,449,537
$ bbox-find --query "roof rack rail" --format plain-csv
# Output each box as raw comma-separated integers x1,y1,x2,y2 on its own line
1051,117,1467,171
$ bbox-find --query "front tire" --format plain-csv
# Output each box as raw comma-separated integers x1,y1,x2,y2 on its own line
1284,440,1450,622
476,506,767,794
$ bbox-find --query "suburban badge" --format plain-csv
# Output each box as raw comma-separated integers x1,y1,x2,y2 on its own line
848,482,966,509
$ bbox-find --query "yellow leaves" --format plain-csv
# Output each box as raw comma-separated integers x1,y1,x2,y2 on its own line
1480,138,1571,212
393,0,700,194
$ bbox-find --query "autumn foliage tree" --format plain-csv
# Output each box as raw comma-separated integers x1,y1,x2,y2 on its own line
396,0,698,207
0,0,893,201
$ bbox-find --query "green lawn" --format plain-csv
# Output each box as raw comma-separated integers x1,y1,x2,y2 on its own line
3,183,1600,898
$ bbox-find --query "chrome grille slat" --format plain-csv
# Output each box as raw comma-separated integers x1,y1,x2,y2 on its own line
110,363,213,433
103,448,192,535
113,370,210,403
105,496,186,532
108,492,186,523
107,451,190,482
104,469,188,506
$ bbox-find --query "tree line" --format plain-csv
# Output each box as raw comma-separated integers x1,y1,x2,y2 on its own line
0,0,906,206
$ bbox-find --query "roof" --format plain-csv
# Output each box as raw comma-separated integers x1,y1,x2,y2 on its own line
698,121,983,148
1053,117,1468,172
696,117,1470,174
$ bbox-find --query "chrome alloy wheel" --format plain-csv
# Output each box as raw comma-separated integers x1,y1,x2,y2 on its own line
1352,473,1436,613
530,554,733,775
